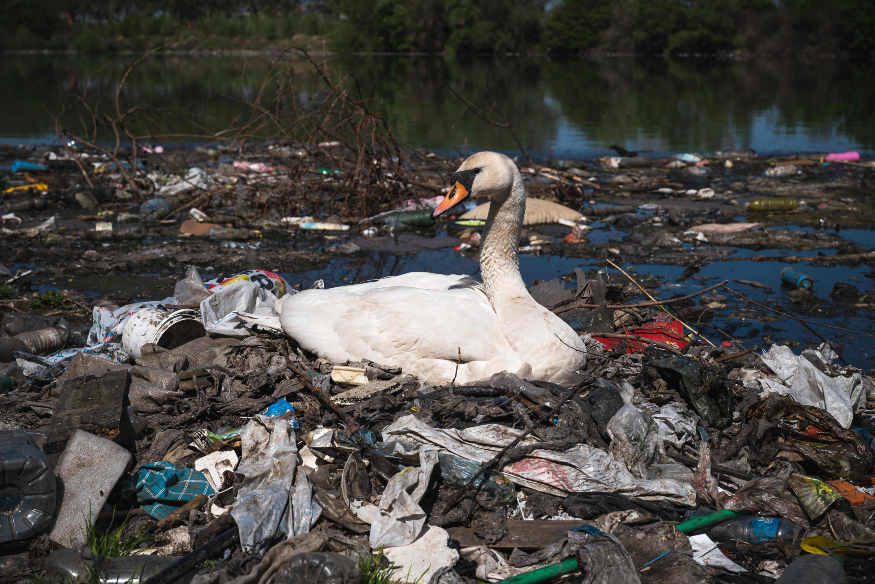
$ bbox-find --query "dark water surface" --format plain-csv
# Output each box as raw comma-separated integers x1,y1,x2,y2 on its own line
2,55,874,158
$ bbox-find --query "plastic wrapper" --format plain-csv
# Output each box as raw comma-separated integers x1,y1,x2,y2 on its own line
204,269,289,298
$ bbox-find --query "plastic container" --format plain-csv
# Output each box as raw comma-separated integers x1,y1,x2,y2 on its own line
0,430,57,543
274,552,359,584
746,197,799,212
122,307,205,360
775,554,847,583
708,517,795,544
11,160,48,173
0,377,14,392
781,266,813,290
823,151,860,163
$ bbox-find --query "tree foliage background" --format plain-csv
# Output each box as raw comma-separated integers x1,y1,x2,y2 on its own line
1,0,873,57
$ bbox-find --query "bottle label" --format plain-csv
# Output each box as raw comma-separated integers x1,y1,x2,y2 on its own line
750,518,780,543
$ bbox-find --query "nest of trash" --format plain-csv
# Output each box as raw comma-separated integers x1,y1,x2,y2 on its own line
0,257,874,584
3,143,875,584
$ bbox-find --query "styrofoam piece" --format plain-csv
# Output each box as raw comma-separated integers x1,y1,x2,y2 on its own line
384,526,458,583
48,430,132,546
330,366,369,385
194,450,239,492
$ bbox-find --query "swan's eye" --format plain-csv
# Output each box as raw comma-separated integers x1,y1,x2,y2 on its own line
472,168,482,175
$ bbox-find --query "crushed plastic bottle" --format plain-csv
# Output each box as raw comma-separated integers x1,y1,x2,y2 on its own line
0,430,57,543
707,516,795,544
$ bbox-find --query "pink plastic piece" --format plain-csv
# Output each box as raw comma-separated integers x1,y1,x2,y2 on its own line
824,151,860,162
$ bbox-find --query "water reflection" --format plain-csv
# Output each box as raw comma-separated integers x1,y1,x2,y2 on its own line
0,55,872,156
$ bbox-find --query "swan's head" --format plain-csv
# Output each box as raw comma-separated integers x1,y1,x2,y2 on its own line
431,151,517,218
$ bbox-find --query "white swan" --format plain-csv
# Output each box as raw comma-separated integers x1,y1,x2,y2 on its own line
279,151,586,383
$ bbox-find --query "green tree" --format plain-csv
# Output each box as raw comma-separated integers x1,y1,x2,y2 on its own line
544,0,611,52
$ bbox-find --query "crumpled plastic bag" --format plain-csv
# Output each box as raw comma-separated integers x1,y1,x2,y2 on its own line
174,266,212,305
606,404,691,483
158,167,213,196
568,525,641,584
751,344,864,429
370,448,438,548
232,416,303,548
200,280,279,337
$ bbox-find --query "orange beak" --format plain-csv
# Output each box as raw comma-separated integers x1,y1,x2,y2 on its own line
431,182,470,219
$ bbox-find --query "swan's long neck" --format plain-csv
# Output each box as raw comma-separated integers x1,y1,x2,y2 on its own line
480,171,529,301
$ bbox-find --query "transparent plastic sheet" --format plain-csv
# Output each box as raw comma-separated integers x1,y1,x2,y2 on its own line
174,266,211,305
369,448,438,548
231,416,298,549
200,280,279,337
752,344,864,429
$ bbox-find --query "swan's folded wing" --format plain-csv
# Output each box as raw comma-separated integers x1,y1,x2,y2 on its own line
280,284,507,365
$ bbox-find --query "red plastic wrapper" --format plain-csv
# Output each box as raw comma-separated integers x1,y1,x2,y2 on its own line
593,318,688,353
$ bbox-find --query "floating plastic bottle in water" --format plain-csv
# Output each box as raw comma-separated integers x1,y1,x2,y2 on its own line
781,266,813,290
707,516,795,544
746,197,799,212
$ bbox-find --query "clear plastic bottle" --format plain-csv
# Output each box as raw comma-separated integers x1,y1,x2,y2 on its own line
707,516,795,544
746,197,799,212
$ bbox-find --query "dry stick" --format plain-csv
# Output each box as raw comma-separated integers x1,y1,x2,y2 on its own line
440,382,587,516
286,360,360,436
551,280,729,313
160,192,211,221
721,285,875,340
587,332,683,355
605,259,717,349
714,346,757,363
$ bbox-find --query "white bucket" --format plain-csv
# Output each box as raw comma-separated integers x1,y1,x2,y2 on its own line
122,307,205,360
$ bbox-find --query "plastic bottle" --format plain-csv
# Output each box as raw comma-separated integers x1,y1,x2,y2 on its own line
775,554,847,583
765,165,798,177
780,267,813,290
11,160,48,173
746,197,799,212
707,516,795,544
4,197,49,213
0,377,14,392
274,552,359,584
823,151,860,163
15,326,69,356
0,430,57,543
